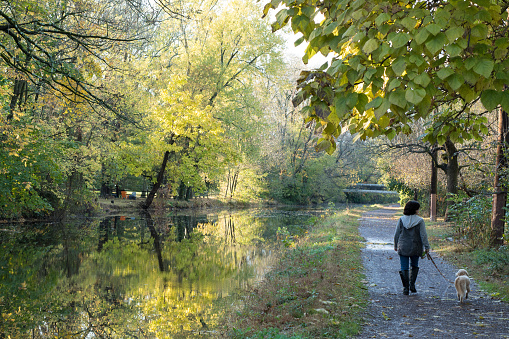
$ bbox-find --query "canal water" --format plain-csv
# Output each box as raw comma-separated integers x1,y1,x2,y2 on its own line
0,207,327,338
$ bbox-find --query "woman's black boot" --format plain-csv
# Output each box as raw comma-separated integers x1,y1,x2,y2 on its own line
399,270,410,295
410,267,419,293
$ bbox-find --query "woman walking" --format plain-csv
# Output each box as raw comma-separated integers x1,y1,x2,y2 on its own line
394,200,430,295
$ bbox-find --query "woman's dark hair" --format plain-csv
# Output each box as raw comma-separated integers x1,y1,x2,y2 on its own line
403,200,420,215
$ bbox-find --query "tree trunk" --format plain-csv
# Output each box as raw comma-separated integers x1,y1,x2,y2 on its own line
142,151,170,209
490,107,508,247
443,139,459,221
142,211,165,271
430,144,438,221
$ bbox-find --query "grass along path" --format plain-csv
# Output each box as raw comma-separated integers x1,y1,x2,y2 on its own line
221,205,378,338
426,219,509,302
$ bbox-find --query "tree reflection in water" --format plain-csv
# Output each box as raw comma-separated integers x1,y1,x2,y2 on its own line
0,208,322,337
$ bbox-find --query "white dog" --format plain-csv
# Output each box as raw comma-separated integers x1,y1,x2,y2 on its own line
454,269,471,303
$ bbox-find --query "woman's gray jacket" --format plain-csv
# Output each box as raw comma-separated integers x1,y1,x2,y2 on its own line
394,215,430,257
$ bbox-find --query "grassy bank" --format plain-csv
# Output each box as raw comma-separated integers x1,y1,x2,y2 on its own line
426,220,509,302
220,205,376,338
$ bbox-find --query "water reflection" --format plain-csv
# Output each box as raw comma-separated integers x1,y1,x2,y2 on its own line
0,208,325,338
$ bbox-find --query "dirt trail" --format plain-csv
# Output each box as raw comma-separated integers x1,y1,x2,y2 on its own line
357,206,509,338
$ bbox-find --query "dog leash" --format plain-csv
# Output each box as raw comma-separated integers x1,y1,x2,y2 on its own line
426,252,454,284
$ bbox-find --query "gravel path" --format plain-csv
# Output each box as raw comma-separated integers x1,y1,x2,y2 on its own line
357,206,509,338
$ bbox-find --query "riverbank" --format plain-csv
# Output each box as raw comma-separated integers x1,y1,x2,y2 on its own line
96,196,279,215
219,205,509,338
220,205,379,338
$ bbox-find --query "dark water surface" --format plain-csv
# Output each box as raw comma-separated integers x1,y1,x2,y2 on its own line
1,207,327,338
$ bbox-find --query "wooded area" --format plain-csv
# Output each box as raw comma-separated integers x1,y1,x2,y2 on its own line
1,0,508,248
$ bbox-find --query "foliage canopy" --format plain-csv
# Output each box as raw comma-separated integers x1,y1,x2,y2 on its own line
264,0,509,153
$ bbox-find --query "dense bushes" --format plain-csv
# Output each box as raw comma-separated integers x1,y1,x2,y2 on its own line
448,195,492,248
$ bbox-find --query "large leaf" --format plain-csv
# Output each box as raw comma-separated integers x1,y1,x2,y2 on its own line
414,72,431,87
480,89,500,111
445,26,464,43
473,59,494,78
437,67,454,80
355,93,369,112
425,33,447,55
414,27,430,45
375,13,390,26
426,23,442,36
447,74,464,91
392,57,406,76
389,90,406,108
445,43,463,57
400,17,417,31
405,88,426,105
365,96,383,110
363,38,379,54
390,33,410,49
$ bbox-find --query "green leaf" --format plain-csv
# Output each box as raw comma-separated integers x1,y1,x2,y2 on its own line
416,95,432,115
392,57,406,76
473,0,491,6
390,33,410,49
315,138,331,153
346,69,359,85
388,78,402,91
356,93,369,112
474,10,492,22
480,89,500,111
445,43,463,57
346,92,359,109
471,23,488,38
437,67,454,80
294,36,305,47
414,73,431,87
323,21,339,35
459,84,475,103
327,111,340,124
501,91,509,113
415,28,430,45
447,74,464,91
365,96,383,110
473,59,494,78
387,129,397,140
324,122,336,135
445,26,464,43
363,38,379,54
378,115,390,129
426,24,441,36
495,37,509,49
375,13,390,27
400,17,417,31
425,33,447,55
389,90,406,108
374,98,391,119
409,53,425,67
275,9,289,26
405,88,426,105
314,102,331,119
334,96,348,118
327,59,343,76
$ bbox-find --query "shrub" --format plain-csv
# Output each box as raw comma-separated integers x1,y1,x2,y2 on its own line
448,195,492,248
474,246,509,277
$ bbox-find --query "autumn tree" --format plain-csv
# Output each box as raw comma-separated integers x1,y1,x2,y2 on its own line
263,0,509,243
